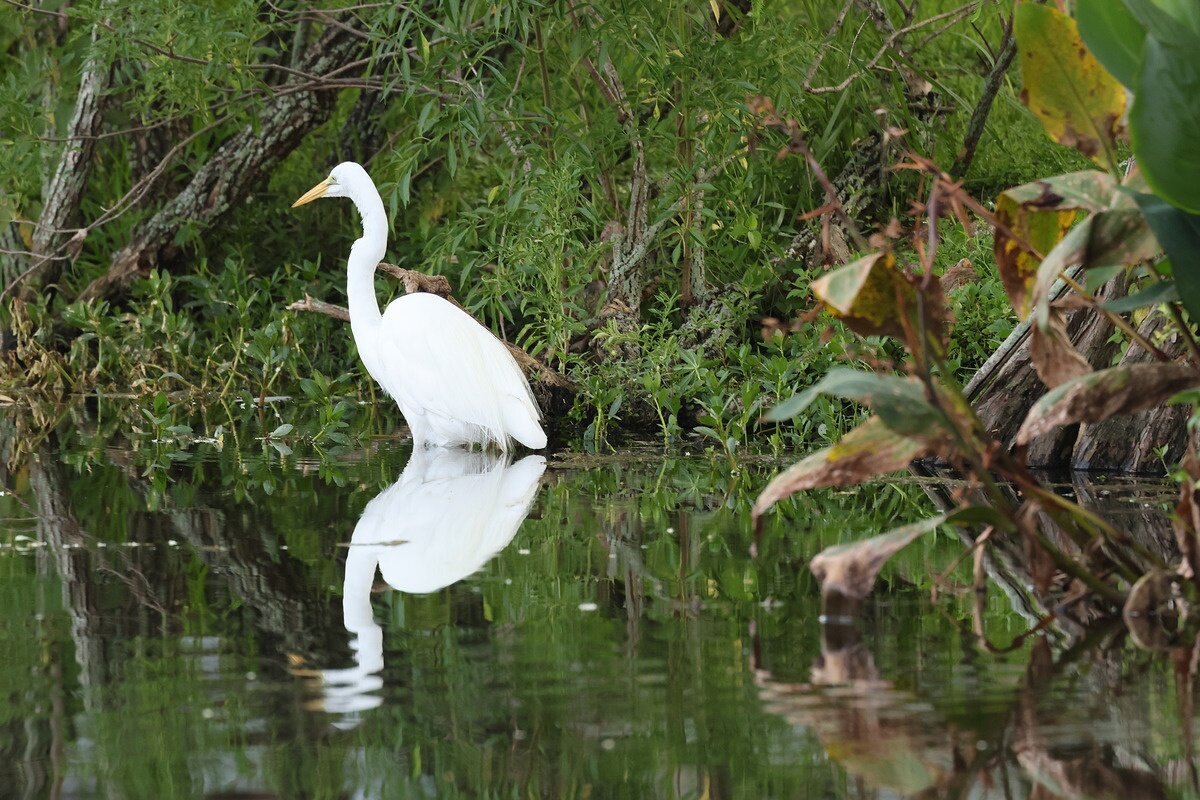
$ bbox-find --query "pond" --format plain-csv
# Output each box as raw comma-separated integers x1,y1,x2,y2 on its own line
1,420,1197,799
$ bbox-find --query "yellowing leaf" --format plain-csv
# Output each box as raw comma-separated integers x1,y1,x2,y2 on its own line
811,253,914,340
1015,2,1127,172
994,192,1077,317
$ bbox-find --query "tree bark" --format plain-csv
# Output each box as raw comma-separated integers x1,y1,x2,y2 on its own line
970,276,1191,474
76,22,368,303
19,20,112,300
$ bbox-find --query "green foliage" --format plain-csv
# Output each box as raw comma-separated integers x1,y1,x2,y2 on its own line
2,0,1070,453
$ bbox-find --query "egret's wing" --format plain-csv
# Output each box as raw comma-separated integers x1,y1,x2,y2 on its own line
376,294,543,448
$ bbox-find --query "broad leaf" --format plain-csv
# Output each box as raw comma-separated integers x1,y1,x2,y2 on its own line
1132,192,1200,321
1077,0,1146,88
1101,279,1178,312
752,417,933,520
996,171,1125,317
1015,2,1126,172
999,170,1120,212
1130,36,1200,213
764,368,942,436
1016,362,1200,444
1122,0,1200,46
810,252,914,341
995,194,1077,317
1030,310,1092,389
1031,209,1160,326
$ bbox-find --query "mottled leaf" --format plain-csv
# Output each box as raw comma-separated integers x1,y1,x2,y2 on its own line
1032,209,1161,326
995,193,1078,317
1016,362,1200,444
1029,309,1092,389
1015,2,1126,172
811,252,914,340
1130,36,1200,213
1000,170,1120,212
752,417,933,520
1077,0,1146,89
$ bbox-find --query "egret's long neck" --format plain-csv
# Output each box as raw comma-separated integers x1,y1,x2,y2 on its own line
346,184,388,342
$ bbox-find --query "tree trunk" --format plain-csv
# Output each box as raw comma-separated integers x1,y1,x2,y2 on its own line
970,277,1191,474
19,20,112,301
76,22,367,303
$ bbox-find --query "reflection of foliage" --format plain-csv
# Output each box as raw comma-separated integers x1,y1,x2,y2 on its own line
0,417,1010,797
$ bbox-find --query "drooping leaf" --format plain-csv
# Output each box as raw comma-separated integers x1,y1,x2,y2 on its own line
1014,2,1127,172
1100,279,1178,312
999,170,1120,212
1016,362,1200,444
1076,0,1146,88
1131,192,1200,321
1130,36,1200,213
1029,309,1093,389
752,417,934,520
1031,209,1161,326
764,368,942,436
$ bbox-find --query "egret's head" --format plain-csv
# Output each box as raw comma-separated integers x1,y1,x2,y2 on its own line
291,162,371,207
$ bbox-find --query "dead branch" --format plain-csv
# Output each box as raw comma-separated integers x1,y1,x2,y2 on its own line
803,1,984,95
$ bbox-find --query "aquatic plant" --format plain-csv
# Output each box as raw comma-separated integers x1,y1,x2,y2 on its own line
755,0,1200,646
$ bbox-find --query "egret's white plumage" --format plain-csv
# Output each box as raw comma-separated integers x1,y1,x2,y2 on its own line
293,162,546,451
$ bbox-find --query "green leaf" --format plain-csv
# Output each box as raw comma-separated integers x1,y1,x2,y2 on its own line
1085,264,1125,291
1077,0,1146,88
1131,192,1200,320
269,423,294,438
1015,2,1127,172
1122,0,1200,46
1130,36,1200,213
764,368,942,437
1101,279,1178,311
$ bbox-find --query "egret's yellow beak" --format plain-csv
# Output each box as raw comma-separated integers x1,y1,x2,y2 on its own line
291,177,334,208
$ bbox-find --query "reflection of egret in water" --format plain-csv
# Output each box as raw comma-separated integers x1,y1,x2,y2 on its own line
314,448,546,719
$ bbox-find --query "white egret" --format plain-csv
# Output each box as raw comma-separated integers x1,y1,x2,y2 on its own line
292,162,547,451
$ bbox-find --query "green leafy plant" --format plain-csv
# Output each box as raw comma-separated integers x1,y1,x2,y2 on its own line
753,0,1200,645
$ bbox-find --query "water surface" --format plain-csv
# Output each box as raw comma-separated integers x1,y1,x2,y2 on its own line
1,428,1197,798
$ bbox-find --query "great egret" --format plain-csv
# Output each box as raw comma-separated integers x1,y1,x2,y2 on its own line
315,448,546,718
292,162,547,451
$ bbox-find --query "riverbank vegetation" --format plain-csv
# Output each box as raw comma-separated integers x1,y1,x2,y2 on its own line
4,0,1066,450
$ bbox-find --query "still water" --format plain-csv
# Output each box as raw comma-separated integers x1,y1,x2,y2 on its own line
1,429,1197,798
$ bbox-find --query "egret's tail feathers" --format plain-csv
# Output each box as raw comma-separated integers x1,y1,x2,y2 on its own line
502,398,547,450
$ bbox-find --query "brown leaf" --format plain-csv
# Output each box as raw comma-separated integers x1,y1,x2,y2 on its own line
1017,362,1200,444
810,515,947,614
1029,310,1092,389
752,417,933,520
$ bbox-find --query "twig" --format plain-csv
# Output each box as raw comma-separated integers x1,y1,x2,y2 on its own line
951,15,1016,178
804,1,983,94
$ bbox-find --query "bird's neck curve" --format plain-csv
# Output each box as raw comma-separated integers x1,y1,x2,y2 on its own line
346,180,388,345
